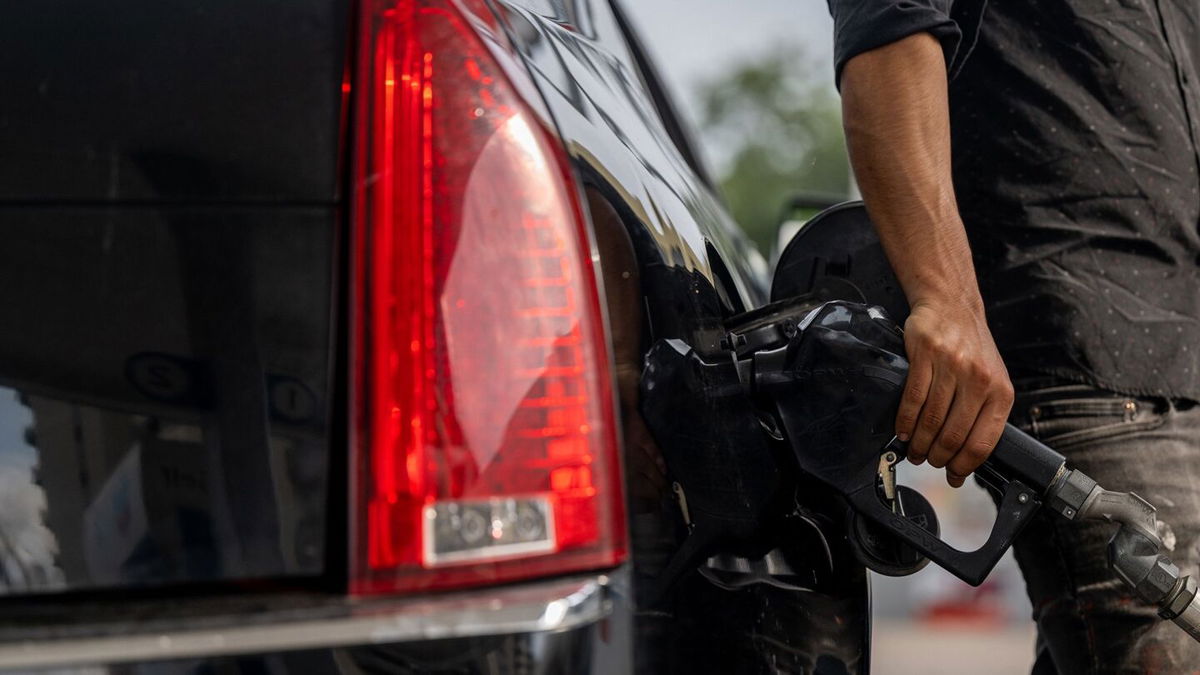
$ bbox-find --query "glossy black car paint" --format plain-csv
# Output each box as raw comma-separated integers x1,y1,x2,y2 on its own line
490,1,869,670
0,0,870,671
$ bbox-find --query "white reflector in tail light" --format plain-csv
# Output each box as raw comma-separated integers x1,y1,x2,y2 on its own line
350,0,626,593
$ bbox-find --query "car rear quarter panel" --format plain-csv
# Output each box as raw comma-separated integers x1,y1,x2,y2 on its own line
489,0,767,352
488,1,869,672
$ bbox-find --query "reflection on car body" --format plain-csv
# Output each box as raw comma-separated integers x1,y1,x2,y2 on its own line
0,0,868,672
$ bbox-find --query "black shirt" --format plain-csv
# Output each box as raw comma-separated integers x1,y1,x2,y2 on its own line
827,0,1200,401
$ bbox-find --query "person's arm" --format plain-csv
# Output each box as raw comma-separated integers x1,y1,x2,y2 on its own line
840,32,1013,488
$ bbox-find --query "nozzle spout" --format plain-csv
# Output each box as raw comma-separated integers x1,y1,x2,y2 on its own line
1049,471,1200,645
1161,575,1200,643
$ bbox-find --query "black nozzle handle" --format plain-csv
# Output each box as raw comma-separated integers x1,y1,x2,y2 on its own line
848,476,1042,586
982,423,1066,494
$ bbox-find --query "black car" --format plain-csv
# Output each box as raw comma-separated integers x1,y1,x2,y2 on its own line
0,0,868,672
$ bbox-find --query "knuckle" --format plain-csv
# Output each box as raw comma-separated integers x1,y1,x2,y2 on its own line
919,334,944,354
920,413,944,432
910,325,935,345
902,386,925,404
946,349,966,370
964,439,994,461
939,428,967,451
967,359,991,382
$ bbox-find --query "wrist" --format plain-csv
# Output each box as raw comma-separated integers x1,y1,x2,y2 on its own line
899,227,984,315
909,284,986,317
863,204,984,318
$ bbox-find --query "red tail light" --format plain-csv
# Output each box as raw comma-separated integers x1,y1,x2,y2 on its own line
350,0,626,593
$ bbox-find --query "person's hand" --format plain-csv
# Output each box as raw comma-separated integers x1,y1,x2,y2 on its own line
897,297,1014,487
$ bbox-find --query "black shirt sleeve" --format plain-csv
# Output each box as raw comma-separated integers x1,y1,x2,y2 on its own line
826,0,963,88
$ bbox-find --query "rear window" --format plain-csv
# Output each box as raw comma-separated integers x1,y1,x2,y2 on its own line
0,208,336,595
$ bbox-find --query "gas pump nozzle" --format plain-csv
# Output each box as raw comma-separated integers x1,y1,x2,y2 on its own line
729,297,1200,643
641,202,1200,640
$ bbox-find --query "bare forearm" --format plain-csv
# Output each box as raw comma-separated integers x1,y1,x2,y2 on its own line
839,32,1012,486
841,33,981,313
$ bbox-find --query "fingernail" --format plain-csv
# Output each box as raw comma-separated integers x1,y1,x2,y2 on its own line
897,433,910,442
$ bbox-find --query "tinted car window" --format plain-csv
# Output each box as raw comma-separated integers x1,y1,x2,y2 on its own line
0,209,335,594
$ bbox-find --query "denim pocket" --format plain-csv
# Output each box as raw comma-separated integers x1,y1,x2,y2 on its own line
1017,394,1165,451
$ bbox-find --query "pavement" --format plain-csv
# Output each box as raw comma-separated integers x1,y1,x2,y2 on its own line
872,621,1036,674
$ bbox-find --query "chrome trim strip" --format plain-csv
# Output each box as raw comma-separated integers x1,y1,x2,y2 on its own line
0,574,611,670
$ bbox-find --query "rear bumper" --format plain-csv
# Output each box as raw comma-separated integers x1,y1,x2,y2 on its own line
0,570,625,671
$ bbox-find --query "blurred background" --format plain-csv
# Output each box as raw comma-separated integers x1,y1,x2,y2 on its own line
621,2,1036,672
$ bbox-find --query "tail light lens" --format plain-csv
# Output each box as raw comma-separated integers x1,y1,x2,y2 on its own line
350,0,626,593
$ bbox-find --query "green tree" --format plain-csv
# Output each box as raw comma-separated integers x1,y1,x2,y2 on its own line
698,48,850,252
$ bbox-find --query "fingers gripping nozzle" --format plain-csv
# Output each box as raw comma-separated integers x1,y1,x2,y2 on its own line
640,294,1200,645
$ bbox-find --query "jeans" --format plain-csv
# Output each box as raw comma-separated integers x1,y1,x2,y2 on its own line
1007,378,1200,674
